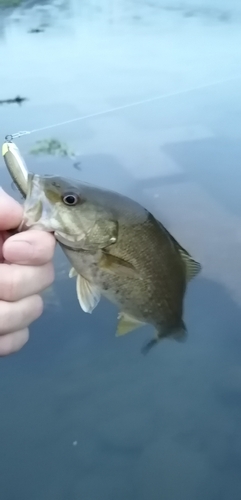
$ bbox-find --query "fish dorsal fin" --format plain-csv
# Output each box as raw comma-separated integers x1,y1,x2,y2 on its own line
156,220,201,281
177,248,201,281
76,274,101,313
116,312,145,337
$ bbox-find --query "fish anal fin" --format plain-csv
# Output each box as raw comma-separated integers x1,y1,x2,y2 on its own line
116,312,145,337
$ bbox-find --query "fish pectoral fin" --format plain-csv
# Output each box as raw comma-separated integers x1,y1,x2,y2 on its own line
69,267,78,278
116,312,145,337
100,253,139,279
141,322,187,355
76,274,101,314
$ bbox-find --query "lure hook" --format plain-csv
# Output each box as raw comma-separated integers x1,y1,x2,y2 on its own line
5,134,13,142
5,131,30,142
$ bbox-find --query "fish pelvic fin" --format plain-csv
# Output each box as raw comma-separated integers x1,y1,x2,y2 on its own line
116,312,145,337
141,321,187,355
69,267,78,278
76,274,101,313
69,267,101,313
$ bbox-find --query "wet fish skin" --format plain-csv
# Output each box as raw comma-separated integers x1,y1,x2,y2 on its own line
21,174,201,350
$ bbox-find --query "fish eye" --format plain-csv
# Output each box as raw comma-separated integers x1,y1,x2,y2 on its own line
62,193,79,206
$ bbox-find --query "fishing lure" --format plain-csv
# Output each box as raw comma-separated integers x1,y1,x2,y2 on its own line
2,138,29,198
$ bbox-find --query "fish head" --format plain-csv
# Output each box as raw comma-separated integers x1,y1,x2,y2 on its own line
22,173,118,250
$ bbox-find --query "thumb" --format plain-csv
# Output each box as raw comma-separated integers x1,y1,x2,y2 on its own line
0,188,23,230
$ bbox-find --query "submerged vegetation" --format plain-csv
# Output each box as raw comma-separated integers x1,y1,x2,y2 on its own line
30,138,81,170
153,2,232,23
0,0,23,7
30,138,75,158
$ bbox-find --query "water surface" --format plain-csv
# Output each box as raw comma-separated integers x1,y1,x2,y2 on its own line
1,1,241,499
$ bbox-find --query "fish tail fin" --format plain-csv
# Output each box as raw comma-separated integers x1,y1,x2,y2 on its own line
168,320,187,343
141,321,187,355
141,337,159,355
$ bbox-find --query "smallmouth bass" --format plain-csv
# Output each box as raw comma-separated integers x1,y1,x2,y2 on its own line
21,173,201,352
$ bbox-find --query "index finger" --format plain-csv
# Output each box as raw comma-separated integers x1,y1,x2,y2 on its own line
0,188,23,230
3,230,56,265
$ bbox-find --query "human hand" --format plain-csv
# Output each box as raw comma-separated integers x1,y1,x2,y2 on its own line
0,187,56,356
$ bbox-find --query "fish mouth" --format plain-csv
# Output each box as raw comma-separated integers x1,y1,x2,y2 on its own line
21,173,87,249
21,173,56,232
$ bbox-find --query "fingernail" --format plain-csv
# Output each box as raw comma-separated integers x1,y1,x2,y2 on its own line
3,239,33,263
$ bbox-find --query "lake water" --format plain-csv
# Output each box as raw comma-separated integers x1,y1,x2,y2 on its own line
1,1,241,499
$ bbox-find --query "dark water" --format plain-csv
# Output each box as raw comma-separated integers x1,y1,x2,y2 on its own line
1,1,241,499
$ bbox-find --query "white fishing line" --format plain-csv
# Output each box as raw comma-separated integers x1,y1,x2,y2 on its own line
7,74,241,140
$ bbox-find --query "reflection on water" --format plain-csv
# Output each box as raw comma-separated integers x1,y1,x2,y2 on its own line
1,1,241,499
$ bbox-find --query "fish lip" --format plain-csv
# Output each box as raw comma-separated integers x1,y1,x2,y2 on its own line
18,217,55,234
17,219,27,232
54,230,86,249
22,173,59,232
